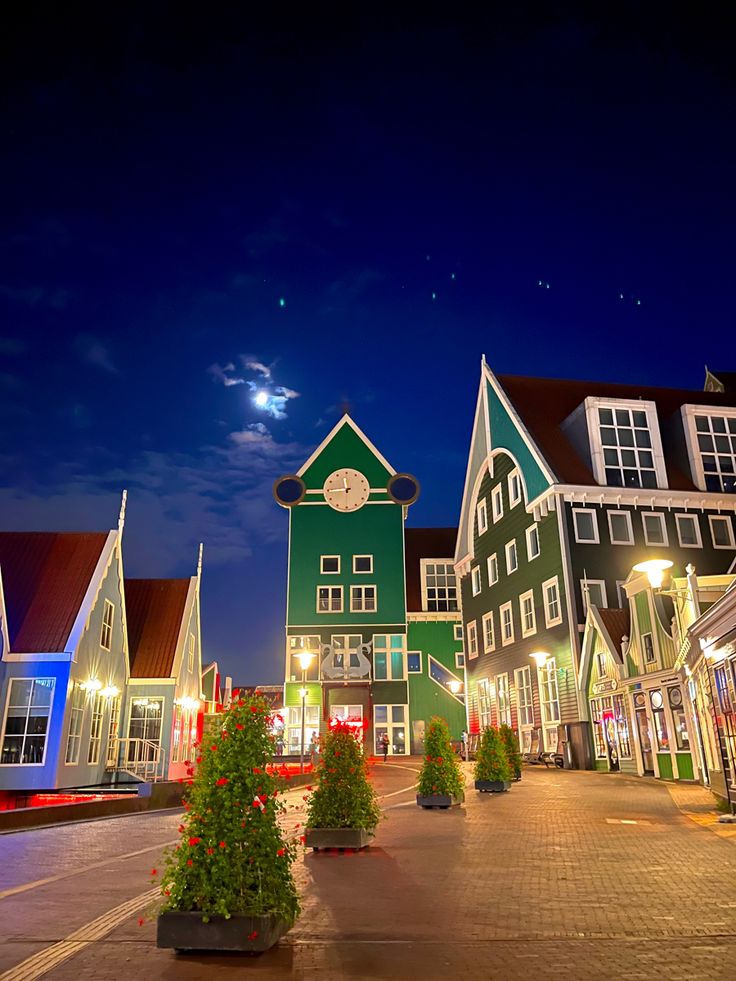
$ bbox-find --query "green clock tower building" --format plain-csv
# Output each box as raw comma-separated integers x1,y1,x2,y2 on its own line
274,415,465,757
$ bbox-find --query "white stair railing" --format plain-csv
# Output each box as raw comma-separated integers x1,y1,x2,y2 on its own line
106,738,167,782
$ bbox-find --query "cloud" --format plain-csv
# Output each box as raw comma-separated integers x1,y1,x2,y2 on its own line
0,337,26,355
208,363,246,387
75,334,120,375
241,357,272,380
210,355,300,420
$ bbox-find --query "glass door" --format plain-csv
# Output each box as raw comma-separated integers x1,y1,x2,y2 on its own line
634,703,654,774
128,697,163,761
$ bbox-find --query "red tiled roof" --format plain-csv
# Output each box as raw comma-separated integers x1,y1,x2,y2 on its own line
126,578,190,678
0,532,108,653
497,374,736,491
596,608,631,660
404,528,458,612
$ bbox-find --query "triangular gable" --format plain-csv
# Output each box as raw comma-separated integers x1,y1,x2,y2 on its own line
579,606,627,695
297,415,396,488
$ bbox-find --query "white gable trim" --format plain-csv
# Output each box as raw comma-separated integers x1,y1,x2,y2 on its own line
578,606,625,704
0,564,10,660
454,373,487,564
297,414,396,478
171,577,199,685
64,529,118,658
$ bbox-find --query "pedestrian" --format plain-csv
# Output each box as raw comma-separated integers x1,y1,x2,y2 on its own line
309,732,319,768
381,732,389,762
461,729,468,761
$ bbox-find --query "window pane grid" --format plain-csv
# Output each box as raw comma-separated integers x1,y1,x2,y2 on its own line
423,561,458,611
598,406,657,488
695,414,736,493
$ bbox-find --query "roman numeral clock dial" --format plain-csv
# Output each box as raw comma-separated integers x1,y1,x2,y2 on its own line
323,469,370,512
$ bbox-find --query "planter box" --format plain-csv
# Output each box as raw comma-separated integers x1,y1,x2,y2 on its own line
475,780,511,793
304,827,374,850
416,792,464,809
157,911,291,954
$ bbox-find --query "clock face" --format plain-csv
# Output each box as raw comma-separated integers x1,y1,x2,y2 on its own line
323,468,370,512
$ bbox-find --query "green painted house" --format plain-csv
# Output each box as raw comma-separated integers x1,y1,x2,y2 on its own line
275,415,464,756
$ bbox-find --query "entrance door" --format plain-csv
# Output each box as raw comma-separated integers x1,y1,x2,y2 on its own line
602,710,620,772
128,697,163,762
635,708,654,775
412,719,426,755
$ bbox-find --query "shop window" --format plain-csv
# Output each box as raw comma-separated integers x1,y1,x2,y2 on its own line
287,704,320,755
613,693,632,759
1,678,55,766
668,687,690,751
373,705,407,755
649,689,670,751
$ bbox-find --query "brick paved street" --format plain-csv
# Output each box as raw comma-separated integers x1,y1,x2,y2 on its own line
2,764,736,979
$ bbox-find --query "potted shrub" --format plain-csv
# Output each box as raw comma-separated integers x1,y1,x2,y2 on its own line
416,716,465,808
305,720,380,850
157,695,300,954
499,724,522,781
474,726,512,792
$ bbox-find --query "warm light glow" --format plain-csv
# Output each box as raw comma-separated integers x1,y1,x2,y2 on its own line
100,685,120,698
81,678,103,692
177,696,201,710
529,651,549,668
254,390,269,407
298,687,308,699
447,679,462,695
297,650,315,673
632,558,673,589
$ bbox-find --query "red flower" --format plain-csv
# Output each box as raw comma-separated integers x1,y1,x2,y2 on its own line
196,756,202,764
219,840,227,849
277,848,285,857
236,723,244,730
150,868,157,876
437,757,443,764
210,744,217,752
178,824,185,833
294,823,301,829
138,918,145,927
206,847,215,855
299,835,306,844
426,755,432,762
250,706,257,713
186,859,193,866
216,777,229,786
184,760,191,767
248,930,258,940
305,785,312,791
188,836,201,846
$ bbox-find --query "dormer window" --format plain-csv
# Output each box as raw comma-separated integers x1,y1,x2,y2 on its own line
577,397,667,489
681,406,736,494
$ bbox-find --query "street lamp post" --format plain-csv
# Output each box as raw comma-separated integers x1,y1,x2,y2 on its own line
296,649,315,774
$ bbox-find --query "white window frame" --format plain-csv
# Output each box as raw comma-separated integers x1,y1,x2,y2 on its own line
581,579,608,615
317,585,343,613
453,624,463,641
477,498,488,535
642,511,668,547
709,515,736,550
487,553,498,586
525,523,540,561
675,513,703,549
467,620,479,659
482,611,495,653
491,484,503,523
373,704,408,756
642,632,656,665
371,634,406,681
100,599,114,651
407,651,423,673
320,555,341,574
616,581,627,607
87,691,105,765
352,554,374,574
65,684,85,765
542,576,563,628
477,678,492,729
455,651,465,669
420,559,459,613
350,584,377,613
471,566,482,596
505,539,518,575
508,470,523,508
495,673,511,726
1,678,56,767
515,666,534,728
500,601,514,646
572,508,599,544
519,589,537,638
681,404,736,493
106,695,121,767
607,509,634,546
537,657,561,752
584,396,667,489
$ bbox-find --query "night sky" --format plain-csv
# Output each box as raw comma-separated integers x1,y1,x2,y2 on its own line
1,7,734,683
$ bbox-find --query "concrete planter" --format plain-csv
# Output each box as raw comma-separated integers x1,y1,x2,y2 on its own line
475,780,511,793
304,827,373,850
416,792,464,809
157,911,291,954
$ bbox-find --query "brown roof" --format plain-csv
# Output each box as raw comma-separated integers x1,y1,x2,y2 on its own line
596,608,631,660
0,532,108,653
404,528,458,612
497,374,736,491
126,578,190,678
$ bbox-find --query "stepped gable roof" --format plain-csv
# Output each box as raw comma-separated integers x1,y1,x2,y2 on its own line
707,370,736,395
596,607,631,659
405,527,458,612
0,532,108,653
497,374,736,491
126,578,190,678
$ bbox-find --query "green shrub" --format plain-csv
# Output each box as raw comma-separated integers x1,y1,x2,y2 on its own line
306,721,380,831
474,726,512,784
417,716,464,798
499,724,522,779
160,695,300,924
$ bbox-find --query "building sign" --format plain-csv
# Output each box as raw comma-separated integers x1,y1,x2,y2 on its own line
592,679,618,695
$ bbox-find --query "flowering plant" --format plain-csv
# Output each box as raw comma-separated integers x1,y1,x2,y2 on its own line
306,722,380,831
417,716,464,798
474,726,512,784
159,695,300,924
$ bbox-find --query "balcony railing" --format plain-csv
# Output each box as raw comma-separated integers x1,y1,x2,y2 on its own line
106,738,167,782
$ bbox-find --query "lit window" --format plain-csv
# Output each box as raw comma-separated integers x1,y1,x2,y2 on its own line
477,498,488,535
320,555,340,574
407,652,422,673
500,602,514,645
317,586,343,613
515,667,534,727
675,513,702,549
373,704,408,756
691,412,736,493
597,406,658,488
288,636,320,681
581,579,607,615
100,599,114,650
65,684,85,764
467,621,478,659
421,561,459,612
542,577,563,627
508,471,522,508
519,590,536,637
87,692,105,765
372,635,406,680
573,508,599,544
495,673,511,726
487,553,498,585
471,566,482,596
491,485,503,522
477,679,492,729
482,611,495,653
353,555,373,574
505,540,518,575
709,515,735,549
607,510,634,545
538,658,560,752
350,585,377,612
526,524,540,561
1,678,55,766
642,512,668,546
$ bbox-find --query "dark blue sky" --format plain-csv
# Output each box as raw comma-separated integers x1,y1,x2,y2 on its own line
1,7,734,683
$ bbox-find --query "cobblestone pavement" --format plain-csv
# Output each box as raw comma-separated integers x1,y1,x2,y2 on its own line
2,764,736,979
